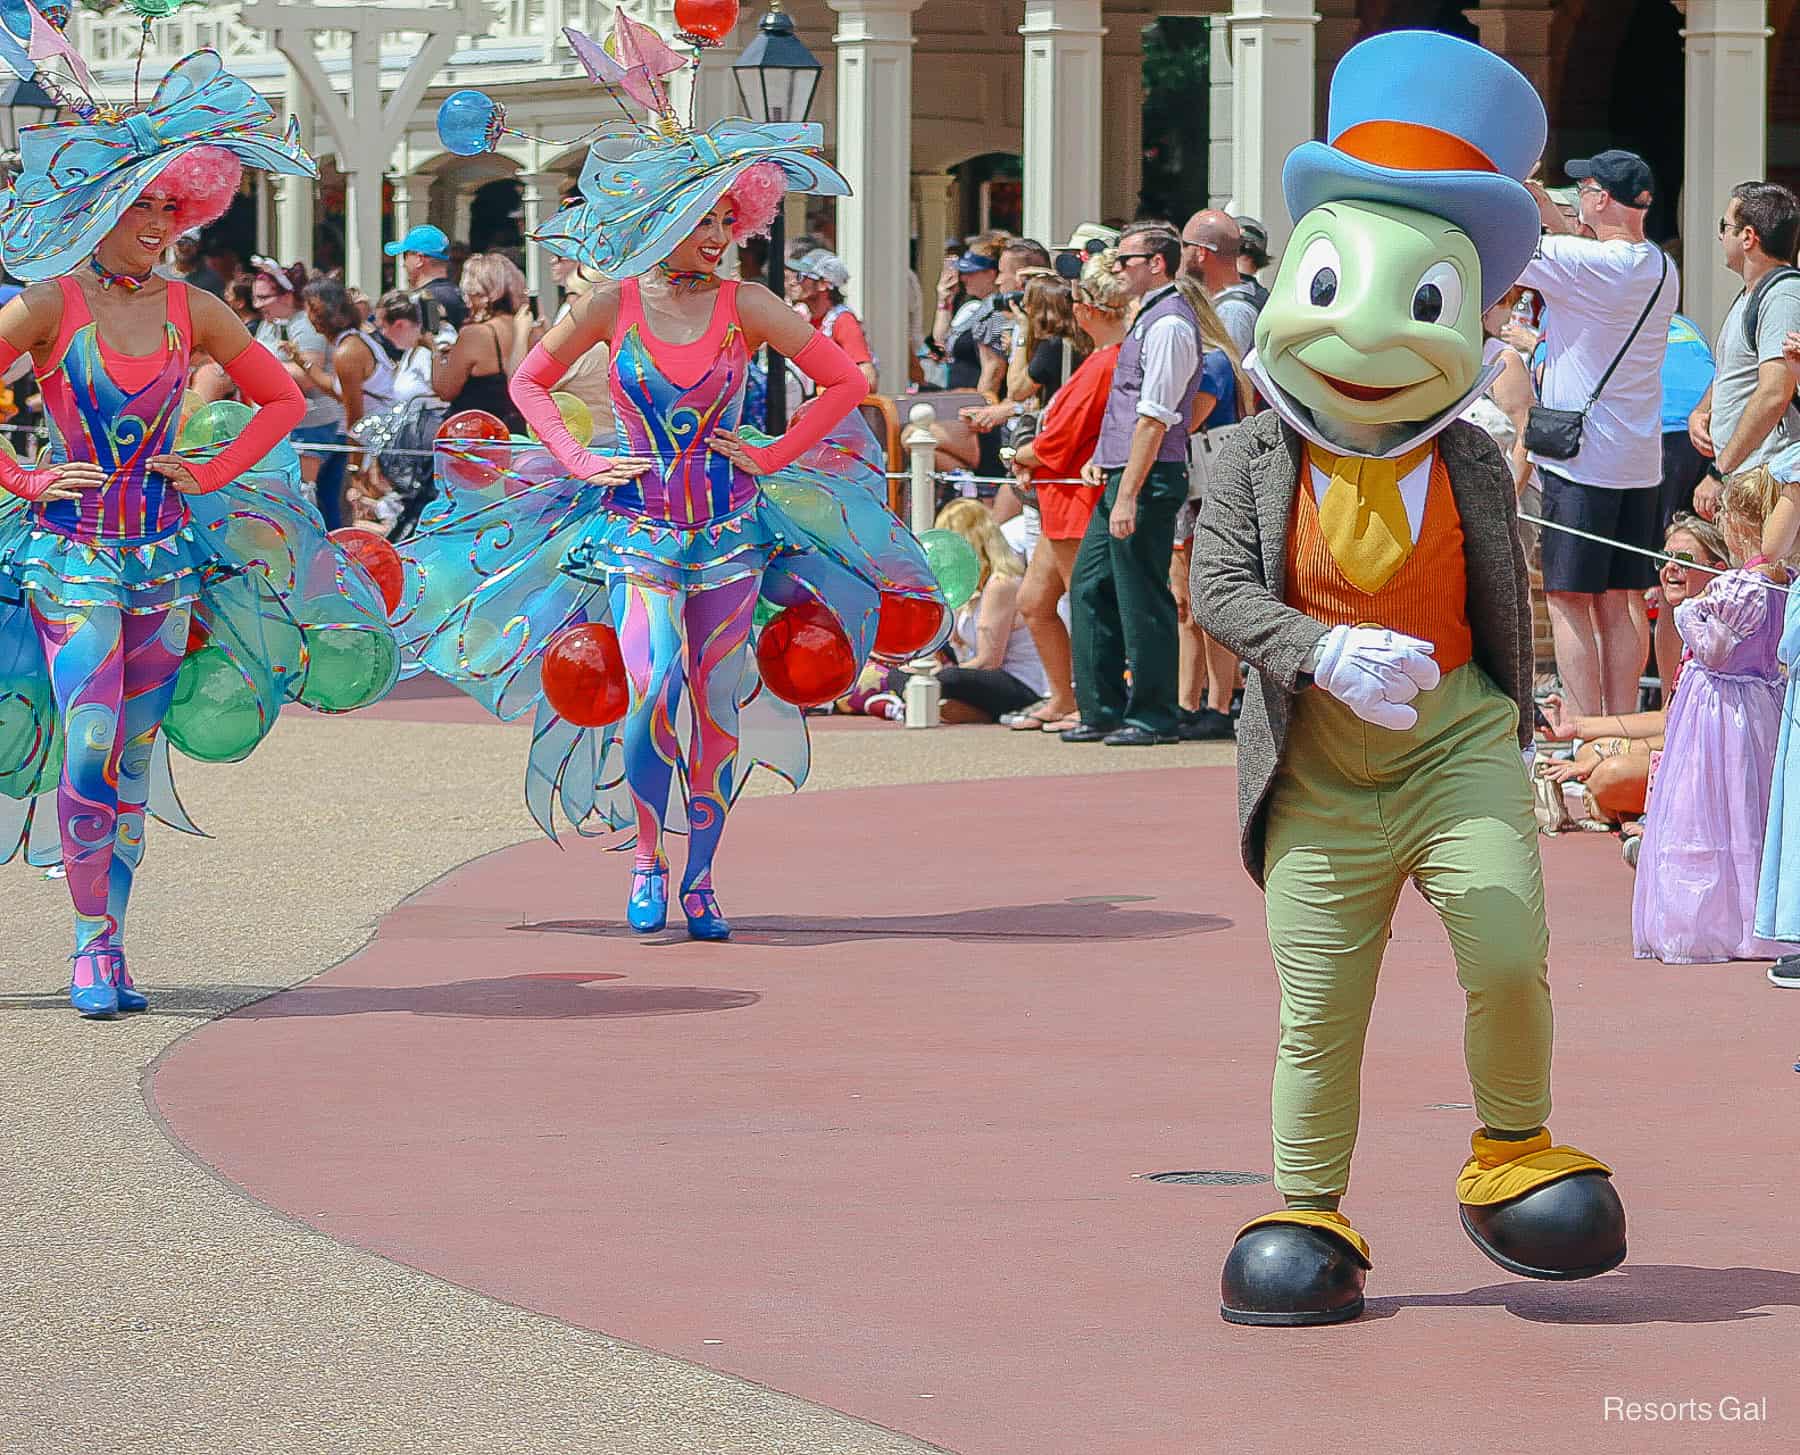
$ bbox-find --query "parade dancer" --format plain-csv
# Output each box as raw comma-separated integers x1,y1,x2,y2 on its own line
1193,32,1624,1325
397,11,946,941
0,28,399,1018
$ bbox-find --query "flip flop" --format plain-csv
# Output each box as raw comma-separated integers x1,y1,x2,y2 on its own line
1040,714,1082,733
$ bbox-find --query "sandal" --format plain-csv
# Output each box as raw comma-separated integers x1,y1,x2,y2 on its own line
1005,701,1065,731
1040,713,1082,733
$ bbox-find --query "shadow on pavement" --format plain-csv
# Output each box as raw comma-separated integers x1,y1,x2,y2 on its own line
516,896,1232,946
1363,1263,1800,1325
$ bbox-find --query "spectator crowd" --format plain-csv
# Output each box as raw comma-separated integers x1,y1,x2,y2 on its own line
7,152,1798,983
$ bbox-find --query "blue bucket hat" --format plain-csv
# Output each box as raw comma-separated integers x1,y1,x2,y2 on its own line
0,49,317,284
384,224,451,261
533,119,850,280
1281,30,1547,310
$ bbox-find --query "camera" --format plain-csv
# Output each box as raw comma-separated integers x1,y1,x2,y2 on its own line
995,290,1026,310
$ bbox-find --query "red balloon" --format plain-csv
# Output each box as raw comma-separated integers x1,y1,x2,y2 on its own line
436,409,513,487
873,592,944,658
541,623,630,728
329,528,404,616
185,616,209,655
756,601,857,707
673,0,738,43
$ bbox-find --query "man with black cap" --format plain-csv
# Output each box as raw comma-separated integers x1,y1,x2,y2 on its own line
1521,149,1677,719
1231,215,1272,310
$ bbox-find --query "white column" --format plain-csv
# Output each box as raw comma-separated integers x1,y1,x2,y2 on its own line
828,0,924,395
1020,0,1105,246
394,173,433,242
1677,0,1771,337
1208,14,1234,212
519,168,560,309
276,65,314,262
1229,0,1317,255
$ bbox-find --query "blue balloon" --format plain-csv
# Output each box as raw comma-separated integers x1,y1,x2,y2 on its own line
437,90,501,157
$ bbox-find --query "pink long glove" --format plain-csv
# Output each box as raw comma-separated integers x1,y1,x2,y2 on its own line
511,342,614,480
176,343,306,493
0,336,59,501
733,330,867,475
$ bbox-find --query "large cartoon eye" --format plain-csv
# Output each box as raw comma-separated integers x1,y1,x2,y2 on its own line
1295,236,1340,308
1411,261,1464,326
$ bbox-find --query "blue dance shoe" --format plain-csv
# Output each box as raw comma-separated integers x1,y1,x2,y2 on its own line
681,887,731,942
111,951,148,1014
69,950,119,1019
627,864,669,934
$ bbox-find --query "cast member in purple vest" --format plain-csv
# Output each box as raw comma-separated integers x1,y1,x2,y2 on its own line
1063,224,1206,745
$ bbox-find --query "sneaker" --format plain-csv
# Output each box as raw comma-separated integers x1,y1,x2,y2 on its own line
1769,956,1800,989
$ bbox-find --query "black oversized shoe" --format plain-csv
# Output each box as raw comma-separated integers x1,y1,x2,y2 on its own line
1456,1130,1626,1281
1220,1210,1370,1326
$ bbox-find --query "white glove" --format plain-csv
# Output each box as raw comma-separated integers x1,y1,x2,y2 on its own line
1311,625,1441,731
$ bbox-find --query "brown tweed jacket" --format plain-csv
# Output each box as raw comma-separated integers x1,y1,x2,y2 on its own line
1190,411,1535,886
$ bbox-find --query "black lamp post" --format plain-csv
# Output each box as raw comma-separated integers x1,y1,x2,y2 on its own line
0,74,58,178
732,0,821,433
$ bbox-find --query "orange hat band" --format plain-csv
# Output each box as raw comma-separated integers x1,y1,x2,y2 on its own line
1333,120,1498,174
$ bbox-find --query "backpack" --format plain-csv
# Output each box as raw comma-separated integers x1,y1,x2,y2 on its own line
1740,266,1800,352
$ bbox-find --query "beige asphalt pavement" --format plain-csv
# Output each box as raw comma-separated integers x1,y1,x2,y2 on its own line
0,707,1231,1455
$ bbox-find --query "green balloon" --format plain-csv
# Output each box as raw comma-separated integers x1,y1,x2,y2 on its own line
920,529,981,610
164,647,270,764
176,399,255,453
297,624,398,713
753,597,780,630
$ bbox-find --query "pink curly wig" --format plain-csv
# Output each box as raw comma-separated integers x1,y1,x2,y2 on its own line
724,162,787,242
141,146,244,233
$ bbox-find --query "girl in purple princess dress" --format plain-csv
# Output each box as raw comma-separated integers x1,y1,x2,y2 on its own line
1634,467,1797,964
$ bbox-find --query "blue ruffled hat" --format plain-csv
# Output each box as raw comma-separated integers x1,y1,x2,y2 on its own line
0,49,317,283
1282,30,1547,309
534,119,850,279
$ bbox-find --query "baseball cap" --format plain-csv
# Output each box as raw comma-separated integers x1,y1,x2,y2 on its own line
1055,222,1120,256
384,224,451,260
955,252,1000,274
1233,215,1271,266
791,248,850,289
1565,150,1654,209
175,227,203,245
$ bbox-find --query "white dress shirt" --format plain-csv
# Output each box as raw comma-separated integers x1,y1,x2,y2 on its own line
1135,287,1201,429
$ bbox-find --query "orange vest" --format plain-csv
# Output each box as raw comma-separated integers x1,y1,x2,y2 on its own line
1287,446,1473,673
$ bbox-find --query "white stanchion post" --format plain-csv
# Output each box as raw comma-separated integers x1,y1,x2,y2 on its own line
902,402,941,730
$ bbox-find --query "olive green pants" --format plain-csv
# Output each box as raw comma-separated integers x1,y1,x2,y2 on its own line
1262,664,1553,1202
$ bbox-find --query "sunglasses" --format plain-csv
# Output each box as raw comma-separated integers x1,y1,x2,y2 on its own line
1664,551,1696,566
1115,252,1156,264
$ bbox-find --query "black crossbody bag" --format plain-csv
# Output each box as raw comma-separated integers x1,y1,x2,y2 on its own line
1523,247,1668,461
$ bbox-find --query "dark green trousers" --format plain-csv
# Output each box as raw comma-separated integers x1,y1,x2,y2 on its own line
1069,462,1186,734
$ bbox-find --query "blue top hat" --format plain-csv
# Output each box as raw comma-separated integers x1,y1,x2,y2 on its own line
1282,30,1547,309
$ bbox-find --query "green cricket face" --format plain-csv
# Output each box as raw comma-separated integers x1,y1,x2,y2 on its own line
1255,199,1485,427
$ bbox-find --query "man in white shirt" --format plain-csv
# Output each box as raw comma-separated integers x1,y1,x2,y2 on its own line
1063,224,1205,746
1521,150,1677,716
1687,182,1800,517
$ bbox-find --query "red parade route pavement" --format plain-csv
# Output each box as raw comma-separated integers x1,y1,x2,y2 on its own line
150,770,1799,1453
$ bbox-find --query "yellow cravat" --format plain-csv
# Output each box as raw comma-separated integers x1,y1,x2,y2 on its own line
1308,441,1435,594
